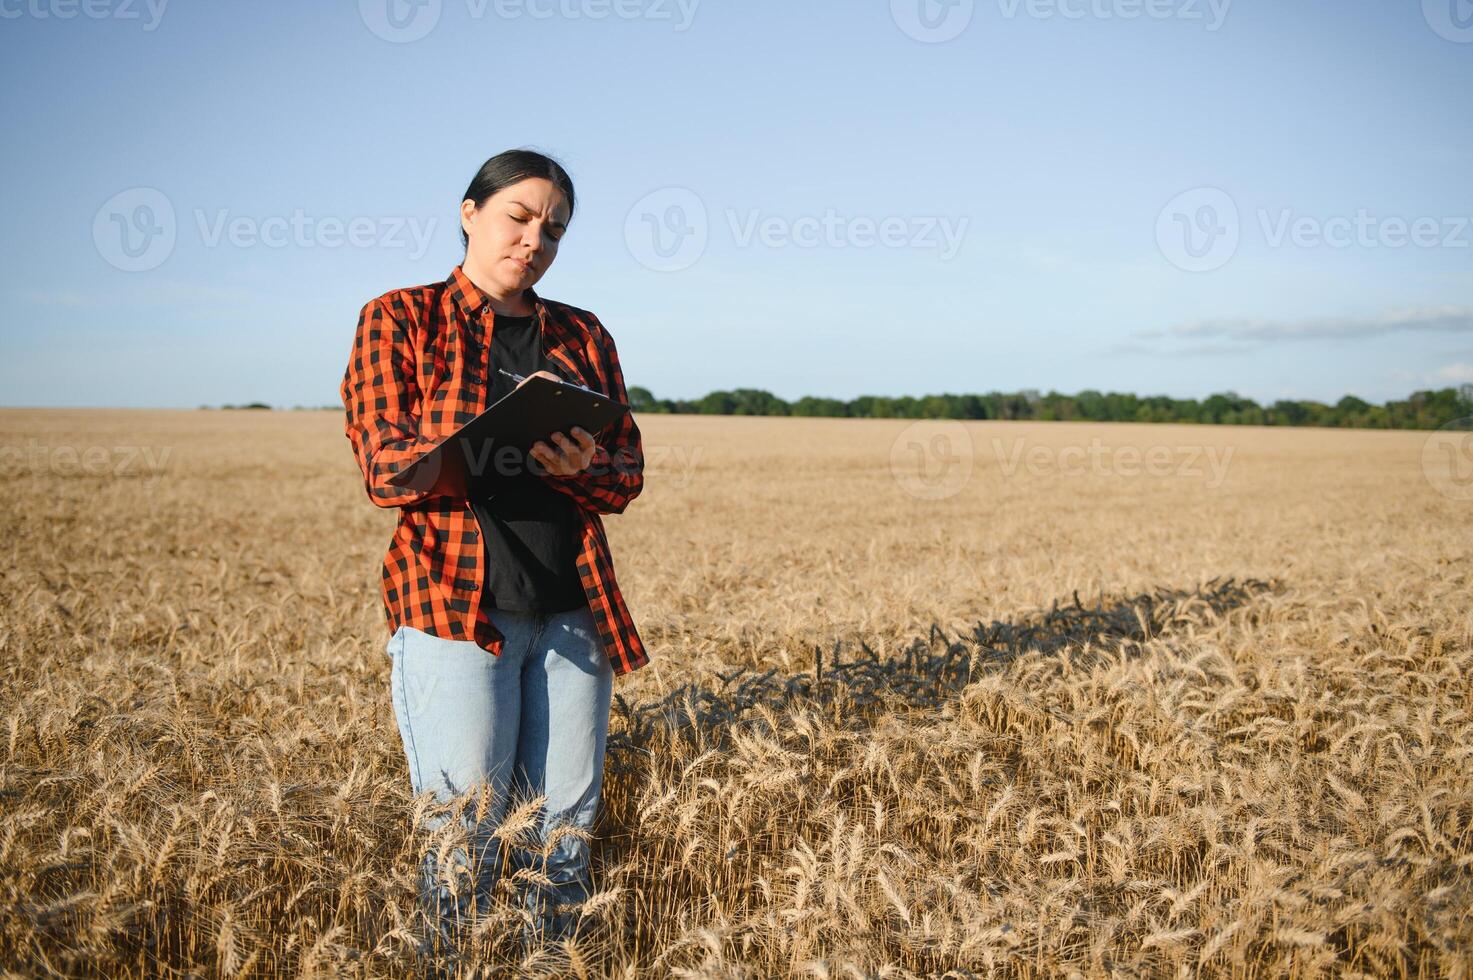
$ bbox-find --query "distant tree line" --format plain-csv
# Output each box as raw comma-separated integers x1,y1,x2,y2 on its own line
623,383,1473,430
223,383,1473,429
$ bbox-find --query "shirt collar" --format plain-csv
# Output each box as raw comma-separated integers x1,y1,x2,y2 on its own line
445,263,544,324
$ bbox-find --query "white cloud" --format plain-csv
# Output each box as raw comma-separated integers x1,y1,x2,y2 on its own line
1431,362,1473,383
1155,306,1473,345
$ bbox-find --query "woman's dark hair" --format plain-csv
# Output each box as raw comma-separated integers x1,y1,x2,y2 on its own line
460,149,576,249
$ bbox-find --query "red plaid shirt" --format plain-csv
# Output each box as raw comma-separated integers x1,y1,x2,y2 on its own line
340,264,649,676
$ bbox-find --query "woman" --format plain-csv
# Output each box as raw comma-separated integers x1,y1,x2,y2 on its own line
339,149,649,957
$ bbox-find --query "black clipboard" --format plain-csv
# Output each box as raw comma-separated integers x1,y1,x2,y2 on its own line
386,374,630,499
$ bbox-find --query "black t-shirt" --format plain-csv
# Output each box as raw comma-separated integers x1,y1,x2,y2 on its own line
468,311,587,614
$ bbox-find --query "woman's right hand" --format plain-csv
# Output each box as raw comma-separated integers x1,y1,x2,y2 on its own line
517,369,563,388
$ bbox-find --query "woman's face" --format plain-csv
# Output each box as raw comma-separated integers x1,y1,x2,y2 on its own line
460,177,570,299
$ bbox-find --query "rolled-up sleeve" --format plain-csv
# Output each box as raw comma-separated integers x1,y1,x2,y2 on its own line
542,314,645,515
340,296,442,509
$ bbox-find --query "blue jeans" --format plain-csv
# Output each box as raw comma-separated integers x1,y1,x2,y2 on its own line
385,604,614,951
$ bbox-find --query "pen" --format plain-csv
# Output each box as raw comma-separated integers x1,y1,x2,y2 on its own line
497,367,594,393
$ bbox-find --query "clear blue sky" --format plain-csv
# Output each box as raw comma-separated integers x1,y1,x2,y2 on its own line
3,0,1471,408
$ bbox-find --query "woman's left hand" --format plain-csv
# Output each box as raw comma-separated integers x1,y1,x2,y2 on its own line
531,426,597,476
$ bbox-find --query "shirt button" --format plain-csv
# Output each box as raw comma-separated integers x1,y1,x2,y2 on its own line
480,303,490,316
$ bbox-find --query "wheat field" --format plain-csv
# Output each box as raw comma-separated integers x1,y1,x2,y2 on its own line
1,409,1469,978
